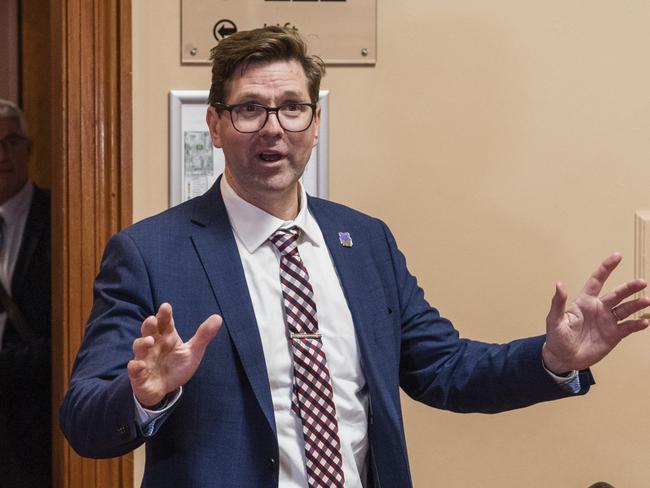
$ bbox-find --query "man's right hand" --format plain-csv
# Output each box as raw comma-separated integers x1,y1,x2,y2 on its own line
127,303,222,408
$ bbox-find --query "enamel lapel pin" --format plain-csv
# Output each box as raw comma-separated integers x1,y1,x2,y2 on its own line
338,232,353,248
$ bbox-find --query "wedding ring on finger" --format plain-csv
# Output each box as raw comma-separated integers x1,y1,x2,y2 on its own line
611,307,622,322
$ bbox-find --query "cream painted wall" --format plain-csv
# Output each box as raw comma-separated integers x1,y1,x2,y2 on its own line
133,1,650,486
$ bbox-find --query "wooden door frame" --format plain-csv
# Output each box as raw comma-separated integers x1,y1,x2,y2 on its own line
50,0,133,486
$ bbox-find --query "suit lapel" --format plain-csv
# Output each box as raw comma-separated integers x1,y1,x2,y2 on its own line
12,186,49,295
189,181,275,433
308,199,386,380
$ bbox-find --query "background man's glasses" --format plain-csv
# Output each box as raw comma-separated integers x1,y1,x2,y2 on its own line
214,102,316,133
0,134,29,154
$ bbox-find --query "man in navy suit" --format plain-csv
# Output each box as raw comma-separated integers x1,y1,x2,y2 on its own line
0,99,51,487
60,28,649,487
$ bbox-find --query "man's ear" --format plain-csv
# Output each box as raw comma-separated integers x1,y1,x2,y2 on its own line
311,103,321,148
206,106,223,148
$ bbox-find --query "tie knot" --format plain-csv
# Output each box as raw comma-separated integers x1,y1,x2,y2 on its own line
269,226,300,256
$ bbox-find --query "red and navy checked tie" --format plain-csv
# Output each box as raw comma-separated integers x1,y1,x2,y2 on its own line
269,227,345,488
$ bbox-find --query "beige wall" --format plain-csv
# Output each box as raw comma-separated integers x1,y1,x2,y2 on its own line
133,1,650,486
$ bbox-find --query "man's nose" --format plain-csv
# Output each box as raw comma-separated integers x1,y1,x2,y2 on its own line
259,111,283,136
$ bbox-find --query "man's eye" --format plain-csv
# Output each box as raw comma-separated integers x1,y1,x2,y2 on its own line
283,103,300,112
6,136,23,146
242,104,259,113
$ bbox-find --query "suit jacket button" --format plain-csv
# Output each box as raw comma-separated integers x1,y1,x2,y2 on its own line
117,425,129,440
268,458,276,470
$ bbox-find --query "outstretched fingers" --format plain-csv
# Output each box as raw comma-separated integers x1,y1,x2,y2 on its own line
140,315,158,337
547,282,568,329
155,302,175,334
600,279,648,309
132,335,155,360
582,253,622,297
127,358,147,378
188,314,222,356
614,317,650,339
140,303,176,339
609,295,650,322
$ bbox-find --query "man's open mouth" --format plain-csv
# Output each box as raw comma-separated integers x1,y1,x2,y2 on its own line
259,152,283,162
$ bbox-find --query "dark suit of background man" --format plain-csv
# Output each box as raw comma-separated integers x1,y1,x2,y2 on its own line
60,27,650,487
0,99,51,487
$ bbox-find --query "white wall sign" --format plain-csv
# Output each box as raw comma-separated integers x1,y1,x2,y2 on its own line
169,90,329,207
181,0,376,65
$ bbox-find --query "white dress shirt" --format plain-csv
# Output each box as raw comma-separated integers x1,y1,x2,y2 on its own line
221,177,369,487
0,181,34,349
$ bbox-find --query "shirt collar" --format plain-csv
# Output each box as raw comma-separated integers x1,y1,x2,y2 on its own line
220,176,320,254
0,180,33,224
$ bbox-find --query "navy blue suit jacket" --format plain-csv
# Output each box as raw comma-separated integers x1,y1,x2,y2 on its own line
60,181,592,487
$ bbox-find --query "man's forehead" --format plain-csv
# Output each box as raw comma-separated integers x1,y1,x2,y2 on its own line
224,59,309,99
0,116,25,137
236,58,305,76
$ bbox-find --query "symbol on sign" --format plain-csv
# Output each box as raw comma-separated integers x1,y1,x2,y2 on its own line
213,19,237,41
263,22,299,32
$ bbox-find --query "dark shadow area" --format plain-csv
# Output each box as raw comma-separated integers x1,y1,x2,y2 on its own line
0,1,53,485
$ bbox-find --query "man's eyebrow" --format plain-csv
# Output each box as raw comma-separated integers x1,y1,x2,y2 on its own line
232,92,264,102
232,89,308,102
278,89,305,98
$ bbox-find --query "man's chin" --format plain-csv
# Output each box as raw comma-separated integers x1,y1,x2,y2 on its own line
258,172,303,192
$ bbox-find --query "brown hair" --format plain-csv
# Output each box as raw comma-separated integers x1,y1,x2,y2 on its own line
208,26,325,107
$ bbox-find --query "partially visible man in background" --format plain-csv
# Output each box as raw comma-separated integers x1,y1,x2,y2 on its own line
0,99,51,487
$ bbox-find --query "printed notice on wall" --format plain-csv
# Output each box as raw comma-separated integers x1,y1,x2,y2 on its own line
181,0,376,65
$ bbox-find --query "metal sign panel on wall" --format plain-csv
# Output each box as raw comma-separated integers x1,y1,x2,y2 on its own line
181,0,376,65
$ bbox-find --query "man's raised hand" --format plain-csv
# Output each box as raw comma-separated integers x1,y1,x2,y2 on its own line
127,303,222,407
542,253,650,374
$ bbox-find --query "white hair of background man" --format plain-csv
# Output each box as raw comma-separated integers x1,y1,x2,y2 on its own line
0,99,28,134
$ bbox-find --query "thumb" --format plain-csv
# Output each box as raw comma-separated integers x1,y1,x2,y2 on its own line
546,282,568,331
188,314,222,354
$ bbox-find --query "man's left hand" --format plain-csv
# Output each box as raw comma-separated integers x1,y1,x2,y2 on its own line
542,253,650,374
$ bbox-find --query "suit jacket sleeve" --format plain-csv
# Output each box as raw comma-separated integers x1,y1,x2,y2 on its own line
59,231,173,458
375,220,594,413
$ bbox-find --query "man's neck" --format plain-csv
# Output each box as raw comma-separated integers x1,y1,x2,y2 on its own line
224,173,301,221
258,190,300,221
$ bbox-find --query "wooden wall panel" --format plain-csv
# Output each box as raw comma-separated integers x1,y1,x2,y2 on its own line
50,0,133,487
0,0,20,103
22,0,52,188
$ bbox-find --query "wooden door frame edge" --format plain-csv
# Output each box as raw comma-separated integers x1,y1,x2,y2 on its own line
50,1,133,486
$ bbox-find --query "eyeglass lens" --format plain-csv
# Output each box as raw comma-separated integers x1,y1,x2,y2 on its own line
0,135,28,153
231,104,313,133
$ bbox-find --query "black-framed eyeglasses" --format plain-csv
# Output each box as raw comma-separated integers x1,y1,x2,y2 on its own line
214,102,316,133
0,134,29,154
